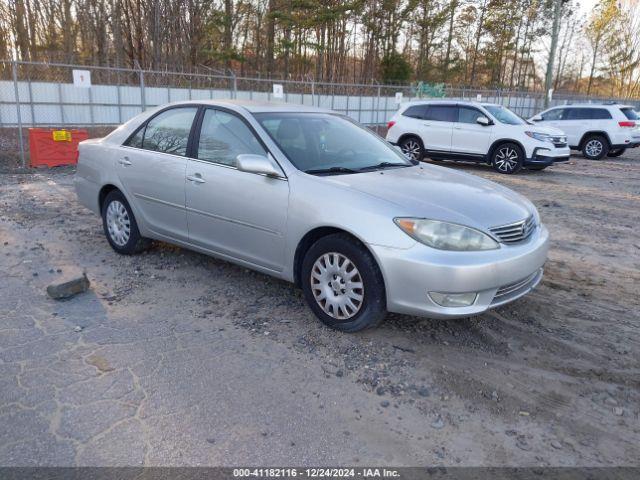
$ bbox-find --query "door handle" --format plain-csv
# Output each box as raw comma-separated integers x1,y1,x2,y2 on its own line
187,174,206,184
454,126,462,130
118,157,132,166
422,122,431,126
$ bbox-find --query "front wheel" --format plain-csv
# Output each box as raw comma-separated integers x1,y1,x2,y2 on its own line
607,148,626,157
582,135,609,160
301,234,386,332
491,143,523,174
399,136,424,162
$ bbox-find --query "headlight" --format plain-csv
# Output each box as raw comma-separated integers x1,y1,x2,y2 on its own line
525,131,553,143
394,218,499,251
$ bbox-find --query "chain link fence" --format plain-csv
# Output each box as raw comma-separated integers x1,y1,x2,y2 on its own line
3,59,640,167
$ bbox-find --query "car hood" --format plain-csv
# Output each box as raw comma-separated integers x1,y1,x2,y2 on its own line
324,165,536,230
525,124,565,136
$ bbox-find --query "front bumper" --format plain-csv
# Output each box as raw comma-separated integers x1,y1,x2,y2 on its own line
369,224,549,318
525,146,571,166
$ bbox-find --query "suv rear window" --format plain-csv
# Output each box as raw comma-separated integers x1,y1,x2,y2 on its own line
620,107,639,120
424,105,457,122
402,105,427,119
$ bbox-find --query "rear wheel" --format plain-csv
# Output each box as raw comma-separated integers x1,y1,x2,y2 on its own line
491,142,523,174
399,136,424,162
301,234,386,332
582,135,609,160
101,190,150,254
607,148,626,157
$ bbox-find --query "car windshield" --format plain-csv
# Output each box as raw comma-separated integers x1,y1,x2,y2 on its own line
253,112,412,174
483,105,526,125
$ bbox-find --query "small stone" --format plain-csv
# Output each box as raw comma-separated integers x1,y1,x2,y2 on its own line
336,370,344,378
73,326,83,332
418,387,430,397
614,407,623,416
46,272,90,300
518,411,530,416
206,438,215,444
376,386,385,396
604,397,618,406
380,400,390,408
551,440,563,450
430,416,445,430
491,391,499,401
32,272,38,276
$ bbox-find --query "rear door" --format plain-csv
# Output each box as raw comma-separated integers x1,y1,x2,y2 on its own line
421,104,456,152
118,106,198,241
563,108,596,146
451,106,493,156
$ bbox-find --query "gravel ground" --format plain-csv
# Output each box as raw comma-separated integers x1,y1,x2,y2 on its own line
0,151,639,467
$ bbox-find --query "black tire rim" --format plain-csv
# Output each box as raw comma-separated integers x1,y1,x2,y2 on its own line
494,146,519,172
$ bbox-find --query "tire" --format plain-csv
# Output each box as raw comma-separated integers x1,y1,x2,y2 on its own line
399,136,424,162
582,135,609,160
101,190,150,254
301,233,386,332
607,148,626,157
491,142,524,174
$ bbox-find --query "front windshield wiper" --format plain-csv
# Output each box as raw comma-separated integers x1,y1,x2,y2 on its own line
358,161,410,171
305,166,359,175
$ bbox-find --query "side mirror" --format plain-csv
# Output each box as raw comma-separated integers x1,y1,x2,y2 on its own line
476,116,491,126
531,115,543,122
236,154,281,177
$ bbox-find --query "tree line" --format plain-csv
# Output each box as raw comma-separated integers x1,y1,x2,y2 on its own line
2,0,640,96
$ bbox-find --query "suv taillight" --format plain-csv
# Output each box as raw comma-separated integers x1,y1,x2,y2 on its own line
618,121,636,127
387,121,396,129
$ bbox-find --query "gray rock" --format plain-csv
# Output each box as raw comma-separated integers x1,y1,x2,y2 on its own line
380,400,390,408
430,416,445,429
46,273,90,300
614,407,623,416
551,440,563,450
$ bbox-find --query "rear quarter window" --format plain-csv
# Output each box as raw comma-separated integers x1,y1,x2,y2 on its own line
620,107,639,120
402,105,427,119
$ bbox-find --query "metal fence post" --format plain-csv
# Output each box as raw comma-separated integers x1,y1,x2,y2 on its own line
376,84,381,126
12,60,26,168
139,69,146,112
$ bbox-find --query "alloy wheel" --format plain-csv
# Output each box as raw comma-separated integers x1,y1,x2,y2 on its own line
106,200,131,247
401,139,421,161
494,146,519,172
585,139,603,158
310,252,364,320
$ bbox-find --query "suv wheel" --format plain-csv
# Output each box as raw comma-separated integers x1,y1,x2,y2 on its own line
102,190,150,254
582,135,609,160
607,148,626,158
399,136,424,162
491,143,523,174
301,234,386,332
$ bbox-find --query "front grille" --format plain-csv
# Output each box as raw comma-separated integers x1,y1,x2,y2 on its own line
490,216,536,244
551,135,567,148
492,269,543,305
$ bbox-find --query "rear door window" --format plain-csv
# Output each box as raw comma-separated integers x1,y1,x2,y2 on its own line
424,105,457,122
588,108,612,119
138,107,198,156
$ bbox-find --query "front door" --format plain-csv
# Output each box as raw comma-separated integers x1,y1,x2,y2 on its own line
451,106,493,156
118,106,198,241
185,108,289,272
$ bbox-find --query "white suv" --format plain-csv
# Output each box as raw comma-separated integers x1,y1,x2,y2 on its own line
530,104,640,160
386,100,570,174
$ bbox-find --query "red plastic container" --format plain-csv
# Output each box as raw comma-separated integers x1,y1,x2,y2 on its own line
28,128,89,168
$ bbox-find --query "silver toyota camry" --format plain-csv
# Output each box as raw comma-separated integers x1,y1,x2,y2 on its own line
75,100,548,332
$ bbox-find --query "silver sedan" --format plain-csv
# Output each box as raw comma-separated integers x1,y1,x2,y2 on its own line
75,100,548,332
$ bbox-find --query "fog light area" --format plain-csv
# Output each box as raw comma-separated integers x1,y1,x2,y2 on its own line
428,291,478,307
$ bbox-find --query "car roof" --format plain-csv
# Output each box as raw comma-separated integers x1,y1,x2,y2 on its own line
158,99,334,114
401,99,488,107
548,103,634,109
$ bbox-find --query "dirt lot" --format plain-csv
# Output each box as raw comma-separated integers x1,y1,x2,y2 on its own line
1,152,639,467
